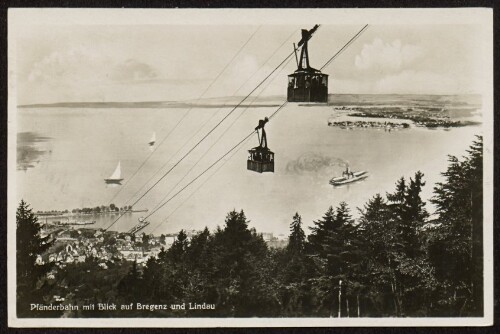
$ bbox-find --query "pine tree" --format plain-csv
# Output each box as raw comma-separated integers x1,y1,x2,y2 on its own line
310,202,363,317
287,213,306,255
141,232,150,249
386,172,429,257
221,210,253,252
308,206,336,256
118,260,142,300
142,256,162,301
385,172,433,316
210,210,275,316
183,227,217,307
323,202,358,280
279,213,312,315
167,229,189,262
358,194,393,269
429,136,483,316
357,194,394,315
16,200,54,317
404,172,429,223
387,177,406,220
467,138,483,315
187,227,211,262
401,171,429,257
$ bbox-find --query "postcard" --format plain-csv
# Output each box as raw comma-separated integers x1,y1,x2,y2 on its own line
7,7,493,327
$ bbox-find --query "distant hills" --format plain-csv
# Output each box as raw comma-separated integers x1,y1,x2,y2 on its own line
18,94,481,109
17,95,285,109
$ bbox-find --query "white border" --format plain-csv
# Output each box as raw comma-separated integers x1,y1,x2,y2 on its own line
7,7,494,328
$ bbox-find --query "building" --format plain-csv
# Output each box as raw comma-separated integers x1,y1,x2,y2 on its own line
260,232,274,242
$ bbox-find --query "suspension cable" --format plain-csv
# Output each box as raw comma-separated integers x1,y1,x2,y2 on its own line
141,101,288,223
107,108,189,204
106,25,262,205
320,24,369,71
147,54,294,221
143,25,369,231
150,132,253,234
104,33,301,231
119,28,298,208
136,130,258,222
121,108,224,207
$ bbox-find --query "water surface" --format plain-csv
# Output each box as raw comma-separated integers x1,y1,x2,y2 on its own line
16,95,482,235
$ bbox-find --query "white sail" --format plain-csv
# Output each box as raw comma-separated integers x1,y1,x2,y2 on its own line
149,132,156,145
109,161,121,180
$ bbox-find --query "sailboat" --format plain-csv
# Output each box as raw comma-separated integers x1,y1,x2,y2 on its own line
105,161,124,184
148,132,156,147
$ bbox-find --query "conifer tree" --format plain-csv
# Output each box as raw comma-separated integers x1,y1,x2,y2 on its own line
401,171,429,257
310,202,362,316
308,206,335,256
357,194,394,315
404,172,429,223
429,136,483,316
16,200,54,317
322,202,359,280
118,260,142,300
387,177,406,220
183,227,216,306
287,213,306,255
186,227,211,265
279,213,312,315
141,232,150,249
222,210,253,251
210,210,274,316
167,229,189,262
142,256,162,301
386,172,429,257
385,172,433,316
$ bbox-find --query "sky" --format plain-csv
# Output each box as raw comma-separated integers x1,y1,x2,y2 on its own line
14,23,487,105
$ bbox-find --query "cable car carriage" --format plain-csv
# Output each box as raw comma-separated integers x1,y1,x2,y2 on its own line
247,117,274,173
287,25,328,103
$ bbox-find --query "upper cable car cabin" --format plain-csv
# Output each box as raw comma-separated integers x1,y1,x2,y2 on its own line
247,117,274,173
287,26,328,103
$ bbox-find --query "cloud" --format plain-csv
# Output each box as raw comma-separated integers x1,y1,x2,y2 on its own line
331,69,464,95
27,47,159,86
28,46,112,84
355,38,424,72
110,59,158,82
23,46,164,103
202,54,287,98
330,78,373,94
374,70,458,94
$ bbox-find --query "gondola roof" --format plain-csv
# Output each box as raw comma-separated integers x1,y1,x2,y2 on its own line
249,146,274,153
289,67,327,76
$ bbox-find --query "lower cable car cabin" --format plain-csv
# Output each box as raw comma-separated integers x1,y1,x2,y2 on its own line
247,147,274,173
247,117,274,173
287,26,328,103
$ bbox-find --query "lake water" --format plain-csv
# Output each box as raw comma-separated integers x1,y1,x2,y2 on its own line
16,95,483,235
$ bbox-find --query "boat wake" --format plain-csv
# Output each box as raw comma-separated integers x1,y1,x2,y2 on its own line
286,152,348,175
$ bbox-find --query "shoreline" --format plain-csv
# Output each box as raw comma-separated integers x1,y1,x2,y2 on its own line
36,210,148,220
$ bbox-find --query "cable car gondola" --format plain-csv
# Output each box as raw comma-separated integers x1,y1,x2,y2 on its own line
287,25,328,103
247,117,274,173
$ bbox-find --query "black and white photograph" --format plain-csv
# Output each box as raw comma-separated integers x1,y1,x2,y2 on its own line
7,8,494,327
